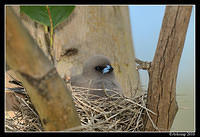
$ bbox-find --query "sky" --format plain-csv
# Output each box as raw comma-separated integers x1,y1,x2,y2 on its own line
129,5,195,131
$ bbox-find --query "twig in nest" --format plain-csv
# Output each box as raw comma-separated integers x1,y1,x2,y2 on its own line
64,85,154,131
5,92,43,132
124,98,156,116
5,83,157,132
141,96,159,131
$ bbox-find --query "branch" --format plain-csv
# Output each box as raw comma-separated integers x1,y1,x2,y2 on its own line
135,58,151,72
144,6,192,131
6,6,81,131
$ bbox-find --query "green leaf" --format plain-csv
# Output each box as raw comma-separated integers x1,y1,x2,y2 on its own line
49,6,75,28
20,6,75,28
20,6,50,26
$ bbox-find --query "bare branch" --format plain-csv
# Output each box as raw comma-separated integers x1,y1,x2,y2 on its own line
135,58,151,71
144,6,192,131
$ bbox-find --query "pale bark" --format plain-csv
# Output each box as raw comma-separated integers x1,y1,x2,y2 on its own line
11,6,142,98
144,6,192,131
6,6,81,131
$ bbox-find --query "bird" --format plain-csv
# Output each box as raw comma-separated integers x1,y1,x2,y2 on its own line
69,55,122,98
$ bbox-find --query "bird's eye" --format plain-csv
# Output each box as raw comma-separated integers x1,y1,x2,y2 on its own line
95,65,113,74
95,66,104,72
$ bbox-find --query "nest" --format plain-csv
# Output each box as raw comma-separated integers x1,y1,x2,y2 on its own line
5,84,156,132
5,92,43,131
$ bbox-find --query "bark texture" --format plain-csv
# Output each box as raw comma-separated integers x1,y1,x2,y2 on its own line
6,7,81,131
11,6,142,98
144,6,192,131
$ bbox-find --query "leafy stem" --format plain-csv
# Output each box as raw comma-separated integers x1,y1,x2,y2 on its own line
46,6,54,49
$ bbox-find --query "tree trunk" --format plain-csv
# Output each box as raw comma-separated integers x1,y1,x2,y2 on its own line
144,6,192,131
11,6,142,98
6,6,81,131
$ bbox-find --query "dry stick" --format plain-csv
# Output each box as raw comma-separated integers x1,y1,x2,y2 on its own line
64,124,90,131
72,86,121,94
135,58,151,71
5,125,15,131
141,97,159,131
73,93,103,114
126,112,137,130
31,120,42,131
74,94,109,123
76,91,110,120
13,95,43,131
75,100,92,125
7,81,148,131
109,119,121,130
15,94,39,118
71,86,150,131
105,108,126,121
135,108,143,129
125,98,156,116
65,105,130,131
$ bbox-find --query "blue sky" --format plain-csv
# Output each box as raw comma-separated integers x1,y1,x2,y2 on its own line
129,5,195,131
